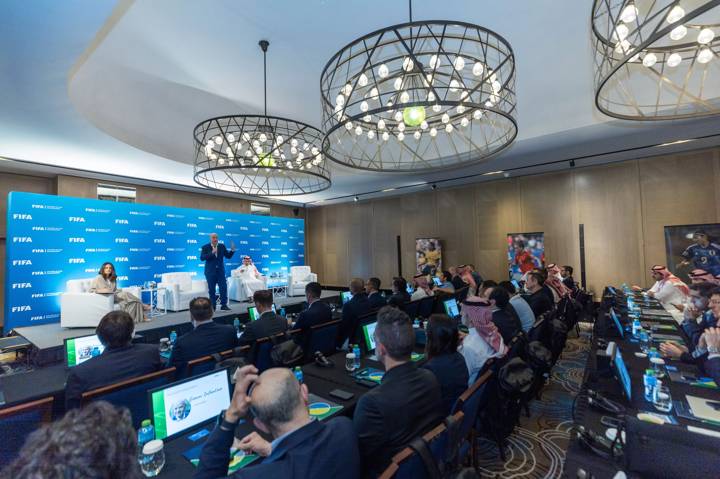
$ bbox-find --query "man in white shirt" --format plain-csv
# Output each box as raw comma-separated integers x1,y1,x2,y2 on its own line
498,281,535,332
636,265,689,309
235,256,266,301
458,298,507,385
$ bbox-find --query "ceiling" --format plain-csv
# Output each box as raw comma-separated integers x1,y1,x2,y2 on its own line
2,0,720,206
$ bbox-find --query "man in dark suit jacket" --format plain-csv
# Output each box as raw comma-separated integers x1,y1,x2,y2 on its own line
561,265,576,291
387,277,412,308
170,297,237,376
197,366,360,479
337,278,371,347
365,277,387,310
293,282,333,346
200,232,235,310
486,287,522,343
523,272,553,318
65,311,161,409
239,289,288,347
353,307,443,477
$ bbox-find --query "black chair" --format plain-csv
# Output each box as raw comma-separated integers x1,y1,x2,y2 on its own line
0,396,53,467
252,329,302,371
452,369,493,467
307,319,342,356
402,300,421,320
455,286,469,303
377,419,454,479
81,368,176,429
186,347,249,377
417,296,436,318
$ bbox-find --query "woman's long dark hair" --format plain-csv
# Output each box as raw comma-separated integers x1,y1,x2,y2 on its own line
425,314,459,360
98,262,117,281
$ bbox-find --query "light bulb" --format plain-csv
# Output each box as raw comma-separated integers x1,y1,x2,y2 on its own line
441,113,450,123
358,73,368,87
355,126,362,136
276,135,284,145
642,52,657,67
291,138,298,147
473,109,482,120
454,56,465,71
432,104,441,113
336,94,345,106
393,78,403,91
461,117,469,127
670,25,687,41
402,57,414,72
378,119,386,129
459,91,469,102
213,136,222,145
242,132,251,142
209,153,217,160
426,73,434,84
613,24,629,42
429,54,440,69
449,79,460,92
303,142,309,151
363,114,372,122
427,91,436,102
345,121,353,130
620,3,638,23
445,123,454,133
382,131,390,141
698,28,715,45
370,87,379,99
259,133,267,143
400,91,410,103
430,127,438,137
218,158,225,165
342,83,353,96
227,133,235,143
403,106,426,127
456,105,466,114
252,139,260,148
414,131,421,140
394,111,403,122
360,100,369,112
226,147,232,155
311,146,319,155
697,47,714,64
245,150,252,157
472,62,484,76
420,120,428,130
297,152,305,161
614,40,631,54
492,80,502,93
255,146,263,155
666,5,684,24
397,132,405,141
367,130,375,140
397,122,406,132
667,52,682,67
378,63,389,78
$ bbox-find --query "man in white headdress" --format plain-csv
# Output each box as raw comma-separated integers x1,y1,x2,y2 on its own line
236,256,266,301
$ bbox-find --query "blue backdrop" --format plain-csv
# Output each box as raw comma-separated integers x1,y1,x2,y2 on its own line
4,192,305,333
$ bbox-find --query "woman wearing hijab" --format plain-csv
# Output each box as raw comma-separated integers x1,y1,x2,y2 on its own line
458,296,508,385
411,274,433,301
641,265,690,309
90,262,148,323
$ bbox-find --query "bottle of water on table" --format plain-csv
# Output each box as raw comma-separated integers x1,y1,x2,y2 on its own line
137,419,154,464
353,344,361,370
294,366,303,383
643,369,656,402
169,330,177,348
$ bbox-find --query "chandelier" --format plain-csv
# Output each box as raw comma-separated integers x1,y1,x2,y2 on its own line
593,1,720,120
319,6,517,172
194,41,331,196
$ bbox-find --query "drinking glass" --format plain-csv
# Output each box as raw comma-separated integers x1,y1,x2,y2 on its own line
140,440,165,477
345,353,356,372
653,384,673,413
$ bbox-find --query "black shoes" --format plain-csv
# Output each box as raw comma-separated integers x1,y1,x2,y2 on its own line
220,305,231,311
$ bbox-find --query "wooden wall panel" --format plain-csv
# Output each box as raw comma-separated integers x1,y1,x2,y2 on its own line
370,197,402,287
400,193,438,280
436,186,476,274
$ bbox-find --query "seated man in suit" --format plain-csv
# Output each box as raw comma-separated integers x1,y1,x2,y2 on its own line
170,297,237,375
561,265,576,291
65,311,161,409
387,277,411,308
365,277,387,310
239,289,288,347
484,286,522,343
197,365,360,479
522,272,553,318
353,306,443,477
293,282,333,347
337,278,371,348
703,327,720,384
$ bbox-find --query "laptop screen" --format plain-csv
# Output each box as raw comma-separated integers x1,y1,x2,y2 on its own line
247,304,276,321
362,321,377,354
149,369,231,440
65,334,105,367
610,308,624,338
432,277,443,286
341,291,353,305
613,348,632,401
443,299,460,318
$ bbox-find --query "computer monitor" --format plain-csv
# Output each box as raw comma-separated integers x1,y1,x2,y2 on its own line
247,303,276,321
610,308,624,338
362,321,377,354
432,277,443,286
613,348,632,401
443,298,460,318
64,334,105,367
341,291,352,305
149,369,231,440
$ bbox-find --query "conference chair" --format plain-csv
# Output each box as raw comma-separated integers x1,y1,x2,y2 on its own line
60,278,142,328
454,286,469,303
186,347,249,377
417,296,435,319
402,300,421,320
0,396,53,466
307,319,342,356
252,329,302,371
157,272,208,312
81,367,176,429
451,369,493,468
288,266,317,296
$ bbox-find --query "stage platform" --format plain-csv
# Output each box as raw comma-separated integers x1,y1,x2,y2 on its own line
13,290,340,366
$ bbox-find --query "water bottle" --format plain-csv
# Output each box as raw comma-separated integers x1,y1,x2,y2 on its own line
632,319,642,338
643,369,656,402
353,344,361,370
233,319,241,339
293,366,303,383
639,329,650,353
279,307,286,318
169,330,177,347
137,419,155,464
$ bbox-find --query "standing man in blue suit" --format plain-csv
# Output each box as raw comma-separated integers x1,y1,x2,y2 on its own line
201,232,235,311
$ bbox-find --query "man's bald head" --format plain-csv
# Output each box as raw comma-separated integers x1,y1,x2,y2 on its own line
209,233,219,245
250,368,308,436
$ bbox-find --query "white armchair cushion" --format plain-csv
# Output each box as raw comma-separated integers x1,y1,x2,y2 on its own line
61,278,114,328
157,273,208,311
288,266,317,296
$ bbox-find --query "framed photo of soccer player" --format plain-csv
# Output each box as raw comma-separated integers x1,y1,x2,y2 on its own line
664,224,720,283
507,232,545,281
416,238,442,275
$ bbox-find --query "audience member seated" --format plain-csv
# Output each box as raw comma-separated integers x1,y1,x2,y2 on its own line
546,264,571,301
478,279,498,298
523,272,553,318
449,266,467,291
530,268,556,305
1,401,140,479
661,283,713,360
688,269,720,285
561,265,576,291
197,365,360,479
353,307,443,477
337,278,371,347
411,274,433,301
459,297,508,385
292,282,333,336
484,286,522,343
65,311,161,410
434,270,456,293
702,327,720,385
499,280,535,332
387,277,411,308
422,314,469,414
365,277,387,310
170,297,237,374
632,265,689,309
239,290,289,347
467,264,484,287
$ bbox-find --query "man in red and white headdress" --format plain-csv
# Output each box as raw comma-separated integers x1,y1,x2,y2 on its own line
643,265,689,309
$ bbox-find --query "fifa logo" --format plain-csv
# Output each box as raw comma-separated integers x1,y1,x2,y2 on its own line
12,214,32,220
187,239,197,244
12,283,31,289
12,260,32,265
115,219,129,224
153,256,166,261
68,258,86,264
115,238,129,243
12,306,31,312
68,217,86,222
114,257,129,262
153,238,166,243
153,221,166,226
186,223,197,228
68,237,85,243
13,237,32,243
186,255,198,260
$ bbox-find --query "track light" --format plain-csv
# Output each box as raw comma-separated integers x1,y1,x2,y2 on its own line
353,196,359,202
431,184,437,190
569,160,576,168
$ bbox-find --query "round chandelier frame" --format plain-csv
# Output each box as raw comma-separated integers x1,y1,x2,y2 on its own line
194,41,331,196
593,0,720,120
320,17,517,172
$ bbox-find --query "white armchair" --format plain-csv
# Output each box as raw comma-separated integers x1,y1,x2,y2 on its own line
157,272,208,311
288,266,317,296
227,268,267,302
60,278,141,328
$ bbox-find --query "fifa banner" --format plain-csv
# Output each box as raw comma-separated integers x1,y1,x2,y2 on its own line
5,192,305,332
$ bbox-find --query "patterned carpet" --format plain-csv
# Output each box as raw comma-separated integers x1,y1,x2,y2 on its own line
475,335,590,478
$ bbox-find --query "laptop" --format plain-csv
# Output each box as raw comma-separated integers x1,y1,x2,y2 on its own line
443,298,461,319
247,303,276,321
362,321,378,361
432,277,443,286
148,369,231,441
613,347,632,401
609,308,624,338
341,291,353,305
64,334,105,368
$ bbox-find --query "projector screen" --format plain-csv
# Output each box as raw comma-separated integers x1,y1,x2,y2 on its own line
5,192,305,332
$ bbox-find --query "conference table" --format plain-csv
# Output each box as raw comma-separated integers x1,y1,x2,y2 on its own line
563,287,720,478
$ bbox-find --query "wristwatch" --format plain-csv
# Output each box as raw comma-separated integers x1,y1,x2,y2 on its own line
708,345,720,354
218,409,239,431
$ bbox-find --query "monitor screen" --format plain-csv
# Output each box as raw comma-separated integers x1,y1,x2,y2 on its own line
432,277,443,286
362,321,377,354
149,369,231,440
406,284,414,295
341,291,352,305
511,279,520,290
610,308,624,338
613,348,632,401
247,304,276,321
444,299,460,318
65,334,105,367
